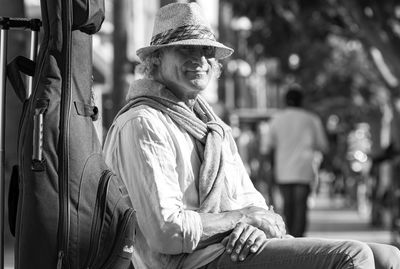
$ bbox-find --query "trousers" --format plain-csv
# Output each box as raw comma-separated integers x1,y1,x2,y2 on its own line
279,183,310,237
202,237,400,269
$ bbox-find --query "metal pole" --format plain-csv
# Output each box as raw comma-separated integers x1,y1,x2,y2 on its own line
27,29,38,98
109,0,129,129
0,27,8,269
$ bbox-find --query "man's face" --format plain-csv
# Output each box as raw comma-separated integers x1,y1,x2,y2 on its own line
156,45,216,100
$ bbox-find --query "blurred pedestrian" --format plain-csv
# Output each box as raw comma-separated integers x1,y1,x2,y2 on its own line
263,85,329,237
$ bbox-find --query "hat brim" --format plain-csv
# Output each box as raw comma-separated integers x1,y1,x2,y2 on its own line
136,39,234,61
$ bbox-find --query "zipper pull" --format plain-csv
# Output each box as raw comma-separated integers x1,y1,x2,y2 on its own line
57,251,64,269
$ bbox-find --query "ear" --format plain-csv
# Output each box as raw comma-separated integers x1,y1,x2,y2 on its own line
153,57,161,66
152,49,163,66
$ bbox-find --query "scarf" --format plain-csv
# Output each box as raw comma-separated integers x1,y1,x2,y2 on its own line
117,92,231,213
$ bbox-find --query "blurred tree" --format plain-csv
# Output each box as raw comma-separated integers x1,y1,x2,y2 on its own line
219,0,400,159
222,0,398,122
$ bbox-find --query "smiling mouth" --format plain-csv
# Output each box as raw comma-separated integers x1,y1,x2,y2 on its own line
185,70,208,81
187,70,208,77
186,69,208,73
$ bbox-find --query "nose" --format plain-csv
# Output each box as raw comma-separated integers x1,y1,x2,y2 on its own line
191,51,207,65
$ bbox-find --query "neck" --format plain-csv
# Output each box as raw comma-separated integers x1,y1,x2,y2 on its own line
154,76,200,108
162,81,199,109
185,97,197,110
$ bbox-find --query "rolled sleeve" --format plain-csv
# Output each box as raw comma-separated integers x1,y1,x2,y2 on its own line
181,210,203,252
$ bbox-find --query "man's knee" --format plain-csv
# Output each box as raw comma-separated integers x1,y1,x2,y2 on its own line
337,241,374,268
369,243,400,269
381,245,400,268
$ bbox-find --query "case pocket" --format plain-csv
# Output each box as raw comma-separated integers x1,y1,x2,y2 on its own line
84,170,136,269
100,208,136,269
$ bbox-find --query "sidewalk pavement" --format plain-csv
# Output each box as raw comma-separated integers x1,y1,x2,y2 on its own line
306,191,393,245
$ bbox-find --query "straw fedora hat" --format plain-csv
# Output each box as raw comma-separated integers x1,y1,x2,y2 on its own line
136,2,234,61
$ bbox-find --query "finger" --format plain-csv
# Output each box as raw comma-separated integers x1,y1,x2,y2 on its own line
238,229,261,261
277,223,287,235
273,215,287,236
250,233,268,253
226,222,246,254
265,213,285,238
258,214,280,236
221,235,229,246
272,225,283,238
275,215,286,229
264,224,278,238
232,225,254,262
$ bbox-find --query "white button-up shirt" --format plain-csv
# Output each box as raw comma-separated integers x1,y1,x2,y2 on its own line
103,79,268,269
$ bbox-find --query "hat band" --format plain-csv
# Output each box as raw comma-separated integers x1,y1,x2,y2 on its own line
150,25,216,46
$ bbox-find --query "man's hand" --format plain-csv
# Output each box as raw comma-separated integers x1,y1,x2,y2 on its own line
222,222,267,262
198,205,288,252
240,206,287,238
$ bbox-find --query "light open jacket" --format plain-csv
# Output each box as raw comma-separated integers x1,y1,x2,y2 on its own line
103,79,268,269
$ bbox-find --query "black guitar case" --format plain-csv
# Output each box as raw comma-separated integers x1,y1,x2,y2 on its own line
12,0,136,268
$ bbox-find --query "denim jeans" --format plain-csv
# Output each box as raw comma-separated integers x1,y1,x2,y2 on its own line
202,237,400,269
279,183,310,237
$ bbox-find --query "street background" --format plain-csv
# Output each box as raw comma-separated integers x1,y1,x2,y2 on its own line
2,0,400,267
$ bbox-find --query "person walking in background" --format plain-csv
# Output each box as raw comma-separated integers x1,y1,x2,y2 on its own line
263,86,329,237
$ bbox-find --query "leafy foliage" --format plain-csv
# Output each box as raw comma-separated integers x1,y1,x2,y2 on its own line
222,0,399,127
